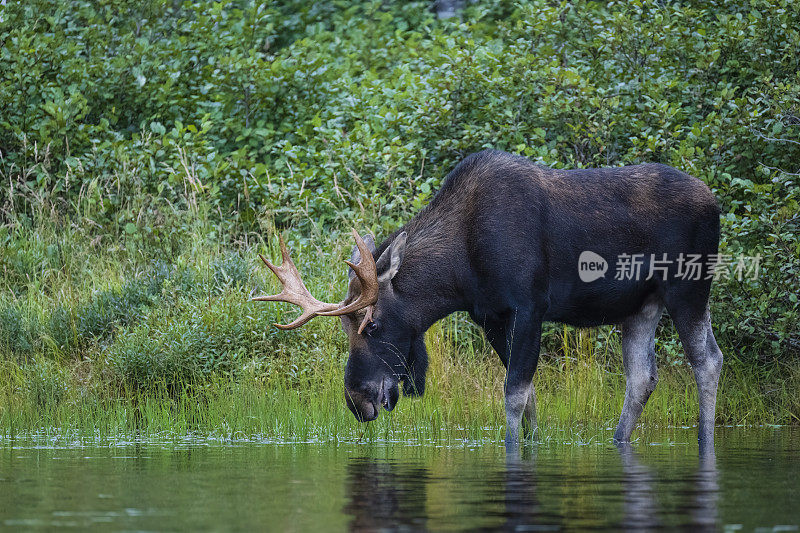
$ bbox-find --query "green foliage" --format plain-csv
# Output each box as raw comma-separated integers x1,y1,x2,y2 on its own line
108,298,251,392
210,253,250,292
0,261,167,361
0,303,35,356
77,281,156,340
0,0,798,366
106,255,346,391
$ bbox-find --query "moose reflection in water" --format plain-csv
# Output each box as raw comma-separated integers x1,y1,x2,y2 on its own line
343,445,720,531
617,444,719,531
344,457,429,531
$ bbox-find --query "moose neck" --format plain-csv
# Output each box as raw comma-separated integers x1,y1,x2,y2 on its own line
391,238,472,335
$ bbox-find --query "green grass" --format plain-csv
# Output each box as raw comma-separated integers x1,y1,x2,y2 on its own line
1,211,798,445
3,347,796,446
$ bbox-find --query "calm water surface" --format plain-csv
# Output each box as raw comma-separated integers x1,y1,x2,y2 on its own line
1,427,798,531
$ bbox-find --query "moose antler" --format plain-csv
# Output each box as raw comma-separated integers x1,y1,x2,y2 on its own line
252,229,379,332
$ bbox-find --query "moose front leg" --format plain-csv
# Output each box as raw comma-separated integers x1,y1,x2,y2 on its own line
476,315,540,442
504,320,542,447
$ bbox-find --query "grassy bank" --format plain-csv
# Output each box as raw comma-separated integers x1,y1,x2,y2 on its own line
1,213,798,444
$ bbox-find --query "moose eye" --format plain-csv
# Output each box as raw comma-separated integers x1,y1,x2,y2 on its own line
364,321,379,336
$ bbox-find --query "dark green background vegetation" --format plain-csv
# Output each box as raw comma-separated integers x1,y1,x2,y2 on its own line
0,0,798,436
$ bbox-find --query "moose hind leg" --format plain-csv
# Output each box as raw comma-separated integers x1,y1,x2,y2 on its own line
672,308,723,447
614,296,663,443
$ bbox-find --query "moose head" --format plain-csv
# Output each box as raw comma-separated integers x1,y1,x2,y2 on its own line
253,229,422,422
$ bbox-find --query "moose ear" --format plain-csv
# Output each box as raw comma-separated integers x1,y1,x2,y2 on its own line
377,231,407,282
349,233,376,280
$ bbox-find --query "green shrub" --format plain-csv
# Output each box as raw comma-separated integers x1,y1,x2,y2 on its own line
210,253,249,293
108,297,255,391
77,282,154,340
108,328,193,393
45,305,75,356
0,235,48,297
0,304,35,357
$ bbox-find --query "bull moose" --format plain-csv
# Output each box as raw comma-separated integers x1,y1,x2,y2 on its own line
254,150,723,447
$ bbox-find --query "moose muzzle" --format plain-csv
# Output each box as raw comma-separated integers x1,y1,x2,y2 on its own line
345,378,400,422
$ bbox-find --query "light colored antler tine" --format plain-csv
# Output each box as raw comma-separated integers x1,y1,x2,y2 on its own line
352,228,377,270
253,234,342,329
356,307,374,335
276,236,302,277
273,310,318,330
251,252,288,302
318,229,379,317
251,291,293,303
251,294,277,302
278,235,291,261
258,253,281,278
252,291,315,329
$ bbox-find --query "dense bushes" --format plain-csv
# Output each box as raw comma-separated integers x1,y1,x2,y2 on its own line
0,222,350,392
0,263,162,359
0,252,236,358
1,0,798,363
